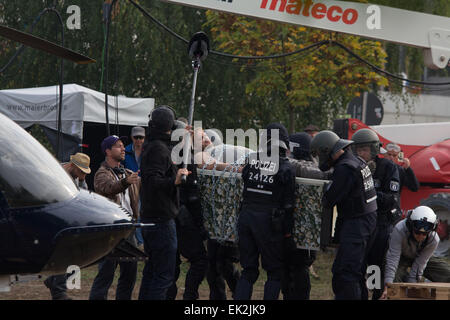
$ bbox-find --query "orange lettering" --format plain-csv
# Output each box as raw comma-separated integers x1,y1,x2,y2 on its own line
302,0,313,17
269,0,287,12
342,9,358,24
311,3,326,19
286,0,302,15
260,0,269,9
327,5,342,22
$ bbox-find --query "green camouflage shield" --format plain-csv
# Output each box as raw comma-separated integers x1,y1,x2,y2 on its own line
198,169,327,250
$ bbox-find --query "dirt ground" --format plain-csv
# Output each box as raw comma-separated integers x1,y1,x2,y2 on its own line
0,250,336,300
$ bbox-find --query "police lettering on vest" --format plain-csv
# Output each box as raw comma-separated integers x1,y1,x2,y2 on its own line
242,153,285,208
339,155,377,217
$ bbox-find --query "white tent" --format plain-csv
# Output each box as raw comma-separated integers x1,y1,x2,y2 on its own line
0,83,154,140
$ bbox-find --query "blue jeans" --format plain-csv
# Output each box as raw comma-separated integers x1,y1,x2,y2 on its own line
135,217,144,246
138,219,177,300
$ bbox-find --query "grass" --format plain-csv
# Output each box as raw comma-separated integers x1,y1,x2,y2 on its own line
1,249,447,300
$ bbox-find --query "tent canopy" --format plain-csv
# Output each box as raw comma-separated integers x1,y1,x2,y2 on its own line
0,83,154,140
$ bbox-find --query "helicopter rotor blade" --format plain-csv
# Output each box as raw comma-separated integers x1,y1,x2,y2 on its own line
0,24,96,65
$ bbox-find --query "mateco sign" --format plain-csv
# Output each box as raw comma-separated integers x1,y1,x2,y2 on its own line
160,0,450,54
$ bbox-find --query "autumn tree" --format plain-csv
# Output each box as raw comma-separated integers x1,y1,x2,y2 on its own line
205,6,389,133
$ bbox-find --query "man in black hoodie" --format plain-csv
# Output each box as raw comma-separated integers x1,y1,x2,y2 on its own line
138,105,190,300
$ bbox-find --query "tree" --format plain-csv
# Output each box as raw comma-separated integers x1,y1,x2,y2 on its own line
204,6,388,133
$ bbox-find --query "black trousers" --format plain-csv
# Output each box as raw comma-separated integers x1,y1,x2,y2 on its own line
206,239,240,300
166,206,208,300
282,249,316,300
89,259,137,300
89,235,138,300
332,212,377,300
234,208,284,300
367,217,393,300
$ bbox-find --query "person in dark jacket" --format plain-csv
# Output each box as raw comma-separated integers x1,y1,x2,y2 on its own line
351,129,401,300
138,106,190,300
234,123,296,300
311,130,377,300
166,119,209,300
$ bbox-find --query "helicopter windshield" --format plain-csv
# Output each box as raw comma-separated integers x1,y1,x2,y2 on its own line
0,115,78,208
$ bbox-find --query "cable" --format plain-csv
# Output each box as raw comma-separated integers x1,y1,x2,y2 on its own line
128,0,328,61
331,41,450,86
129,0,450,87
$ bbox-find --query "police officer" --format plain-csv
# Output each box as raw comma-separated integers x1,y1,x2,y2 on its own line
311,130,377,300
281,132,331,300
351,128,401,300
234,123,296,300
166,119,209,300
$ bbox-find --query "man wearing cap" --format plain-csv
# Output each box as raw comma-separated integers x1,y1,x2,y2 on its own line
43,152,92,300
138,106,190,300
89,135,140,300
124,126,145,173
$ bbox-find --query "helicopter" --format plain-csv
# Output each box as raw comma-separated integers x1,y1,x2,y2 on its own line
0,25,146,291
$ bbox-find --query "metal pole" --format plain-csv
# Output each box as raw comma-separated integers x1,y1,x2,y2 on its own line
47,7,64,161
362,91,368,124
104,0,117,137
181,58,200,183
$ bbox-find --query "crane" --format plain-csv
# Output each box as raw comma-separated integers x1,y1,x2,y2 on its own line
160,0,450,70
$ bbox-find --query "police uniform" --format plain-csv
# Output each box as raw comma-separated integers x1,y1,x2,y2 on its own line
282,157,330,300
367,156,400,300
166,152,208,300
234,150,296,300
323,150,377,300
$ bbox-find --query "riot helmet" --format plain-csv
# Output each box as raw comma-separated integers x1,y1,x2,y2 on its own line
351,128,382,161
289,132,312,161
310,130,353,171
263,123,290,152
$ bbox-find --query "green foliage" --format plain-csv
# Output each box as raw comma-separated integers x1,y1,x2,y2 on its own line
205,9,388,132
0,0,448,139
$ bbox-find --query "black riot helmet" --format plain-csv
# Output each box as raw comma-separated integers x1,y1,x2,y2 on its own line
148,105,177,133
264,123,290,152
310,130,353,171
289,132,312,161
351,128,382,160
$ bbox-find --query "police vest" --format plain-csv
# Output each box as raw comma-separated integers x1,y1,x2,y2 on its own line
242,153,286,209
373,157,401,214
339,155,378,217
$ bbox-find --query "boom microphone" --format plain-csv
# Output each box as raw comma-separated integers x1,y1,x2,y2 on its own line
188,31,210,61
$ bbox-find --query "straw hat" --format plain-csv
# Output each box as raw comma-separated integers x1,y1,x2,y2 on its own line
70,152,91,174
